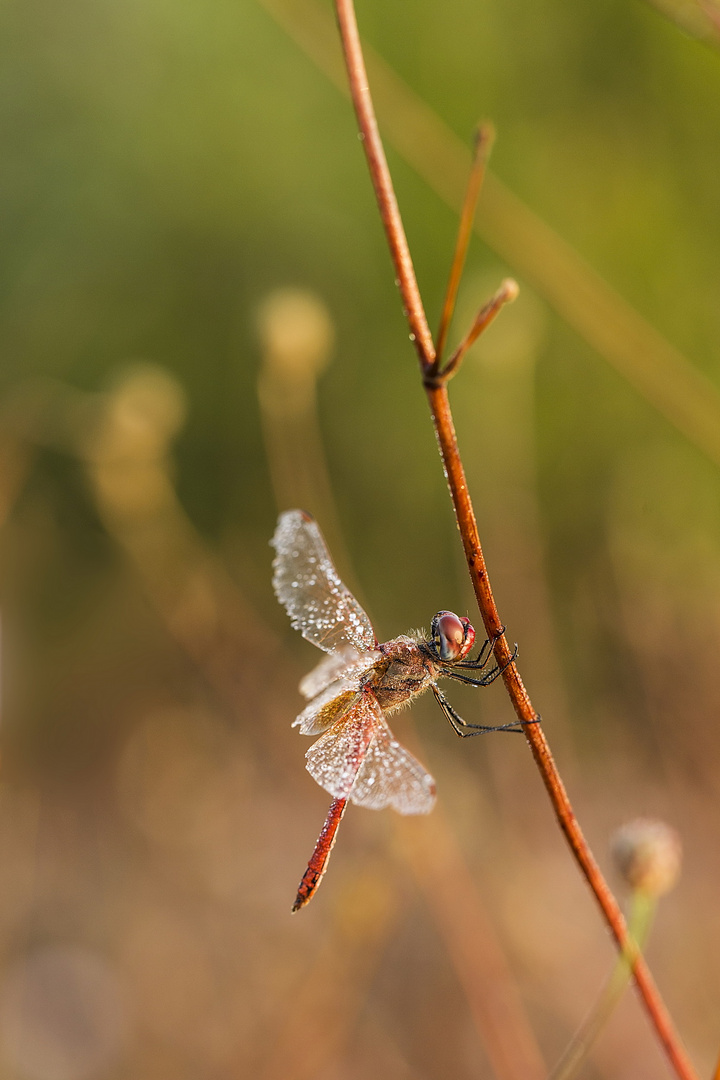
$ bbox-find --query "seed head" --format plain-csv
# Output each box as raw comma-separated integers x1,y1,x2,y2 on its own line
257,289,334,380
611,818,682,897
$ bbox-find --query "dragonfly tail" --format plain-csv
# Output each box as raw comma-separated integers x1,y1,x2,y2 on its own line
292,797,349,912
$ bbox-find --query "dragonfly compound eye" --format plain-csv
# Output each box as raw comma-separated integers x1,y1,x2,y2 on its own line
432,611,476,662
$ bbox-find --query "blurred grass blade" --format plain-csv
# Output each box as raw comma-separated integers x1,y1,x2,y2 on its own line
82,367,277,712
257,0,720,469
258,865,401,1080
643,0,720,44
256,287,365,604
398,800,547,1080
549,889,656,1080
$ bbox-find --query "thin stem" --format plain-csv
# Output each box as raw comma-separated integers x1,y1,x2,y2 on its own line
333,3,698,1079
435,277,518,385
434,123,494,367
698,0,720,37
427,378,698,1080
549,889,657,1080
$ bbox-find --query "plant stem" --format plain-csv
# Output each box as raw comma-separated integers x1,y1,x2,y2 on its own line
549,889,657,1080
333,1,698,1078
436,277,518,384
434,123,494,367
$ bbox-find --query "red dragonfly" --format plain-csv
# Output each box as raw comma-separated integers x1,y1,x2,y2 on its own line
272,509,521,911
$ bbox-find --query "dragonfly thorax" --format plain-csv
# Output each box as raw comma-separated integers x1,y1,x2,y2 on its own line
371,635,437,712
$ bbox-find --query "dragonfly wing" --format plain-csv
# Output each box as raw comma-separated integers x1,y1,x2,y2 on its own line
351,699,436,815
294,677,362,736
305,694,377,799
299,645,381,700
272,510,377,654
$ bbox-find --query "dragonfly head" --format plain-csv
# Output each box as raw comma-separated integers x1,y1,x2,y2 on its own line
431,611,476,663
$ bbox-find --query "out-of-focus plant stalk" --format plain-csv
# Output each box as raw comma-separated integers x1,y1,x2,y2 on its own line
257,865,401,1080
551,818,683,1080
0,372,278,722
80,367,276,713
549,889,656,1080
256,291,409,1080
256,288,358,594
643,0,720,44
0,435,31,532
397,805,547,1080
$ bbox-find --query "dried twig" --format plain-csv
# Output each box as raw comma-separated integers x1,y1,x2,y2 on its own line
433,122,494,366
333,2,698,1078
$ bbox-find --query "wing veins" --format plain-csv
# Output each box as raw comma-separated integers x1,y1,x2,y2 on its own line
272,510,376,655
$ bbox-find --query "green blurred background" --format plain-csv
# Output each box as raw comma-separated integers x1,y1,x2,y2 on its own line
0,0,719,1077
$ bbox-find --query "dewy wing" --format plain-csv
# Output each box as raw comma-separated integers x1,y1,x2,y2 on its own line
271,509,377,654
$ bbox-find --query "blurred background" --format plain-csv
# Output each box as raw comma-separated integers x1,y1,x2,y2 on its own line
0,0,719,1077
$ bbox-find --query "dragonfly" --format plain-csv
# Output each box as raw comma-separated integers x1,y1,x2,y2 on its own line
272,509,523,911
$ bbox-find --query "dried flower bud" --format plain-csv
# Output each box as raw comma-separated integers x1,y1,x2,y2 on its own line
109,366,186,445
257,289,334,380
499,277,520,304
611,818,682,897
81,365,186,472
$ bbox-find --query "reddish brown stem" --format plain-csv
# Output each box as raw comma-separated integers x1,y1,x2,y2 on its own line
333,1,698,1078
434,123,494,367
435,277,519,385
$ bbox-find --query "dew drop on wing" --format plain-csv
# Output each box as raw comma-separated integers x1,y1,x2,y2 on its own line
271,510,376,654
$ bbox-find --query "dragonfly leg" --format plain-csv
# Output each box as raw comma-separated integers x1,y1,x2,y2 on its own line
445,642,519,687
462,635,494,669
431,684,533,736
454,625,504,670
